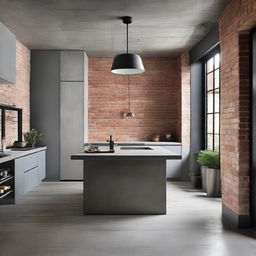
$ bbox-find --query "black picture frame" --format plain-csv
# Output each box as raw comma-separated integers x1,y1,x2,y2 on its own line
0,104,23,142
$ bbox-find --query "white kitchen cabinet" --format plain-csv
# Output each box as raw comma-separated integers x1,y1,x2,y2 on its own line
15,150,46,200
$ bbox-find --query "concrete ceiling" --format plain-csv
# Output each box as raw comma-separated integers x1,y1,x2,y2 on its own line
0,0,229,57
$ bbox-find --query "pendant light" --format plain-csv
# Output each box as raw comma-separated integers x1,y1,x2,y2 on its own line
121,75,135,118
111,16,145,75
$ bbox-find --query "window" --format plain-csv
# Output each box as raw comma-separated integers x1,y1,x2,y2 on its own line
205,52,220,151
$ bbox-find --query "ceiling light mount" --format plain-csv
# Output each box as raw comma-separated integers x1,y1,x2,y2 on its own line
111,16,145,75
121,16,132,25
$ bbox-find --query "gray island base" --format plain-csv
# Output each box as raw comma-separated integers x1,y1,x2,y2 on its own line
71,146,181,215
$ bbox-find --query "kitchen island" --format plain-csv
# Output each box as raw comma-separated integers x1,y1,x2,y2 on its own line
71,145,181,215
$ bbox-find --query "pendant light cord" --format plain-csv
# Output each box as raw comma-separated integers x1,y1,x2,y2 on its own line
128,75,131,112
126,23,129,54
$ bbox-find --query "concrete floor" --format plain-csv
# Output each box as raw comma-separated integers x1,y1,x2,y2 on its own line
0,182,255,256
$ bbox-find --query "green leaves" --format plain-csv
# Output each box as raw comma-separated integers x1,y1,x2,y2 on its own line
24,129,43,147
197,150,220,169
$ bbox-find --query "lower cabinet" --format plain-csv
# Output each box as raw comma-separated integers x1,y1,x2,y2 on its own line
24,167,38,194
162,146,182,179
37,150,46,183
15,150,46,200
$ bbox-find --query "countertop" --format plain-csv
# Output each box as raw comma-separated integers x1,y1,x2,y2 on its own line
0,147,47,164
84,141,182,146
72,145,181,160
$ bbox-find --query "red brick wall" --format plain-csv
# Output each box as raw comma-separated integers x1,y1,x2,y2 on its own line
180,53,191,147
0,41,30,146
88,58,181,142
219,0,256,215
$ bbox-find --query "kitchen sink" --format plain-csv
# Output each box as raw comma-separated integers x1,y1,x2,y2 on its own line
120,147,153,150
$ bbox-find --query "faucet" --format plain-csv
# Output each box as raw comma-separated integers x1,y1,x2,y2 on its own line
107,135,114,150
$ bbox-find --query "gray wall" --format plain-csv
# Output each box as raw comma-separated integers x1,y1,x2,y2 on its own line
189,25,219,177
190,25,219,64
189,63,203,176
0,22,16,84
30,51,60,180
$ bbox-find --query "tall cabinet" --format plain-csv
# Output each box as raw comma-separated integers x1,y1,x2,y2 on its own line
31,51,88,180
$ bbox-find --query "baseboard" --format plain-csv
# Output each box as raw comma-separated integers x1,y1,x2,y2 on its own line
222,204,251,229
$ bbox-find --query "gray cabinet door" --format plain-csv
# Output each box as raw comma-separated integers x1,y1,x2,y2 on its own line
15,159,25,200
24,167,38,194
30,51,60,181
15,153,38,199
37,150,46,183
60,51,85,82
60,82,84,180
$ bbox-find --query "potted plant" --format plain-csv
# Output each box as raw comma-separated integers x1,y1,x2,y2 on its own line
24,129,43,148
204,151,220,197
197,150,209,192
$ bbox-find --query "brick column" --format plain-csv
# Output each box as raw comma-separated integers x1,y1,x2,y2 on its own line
178,52,191,180
219,0,256,228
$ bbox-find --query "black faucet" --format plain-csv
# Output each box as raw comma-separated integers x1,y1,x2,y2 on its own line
108,135,114,150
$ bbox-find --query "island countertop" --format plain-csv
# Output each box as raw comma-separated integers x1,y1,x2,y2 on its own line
84,141,181,146
71,145,181,160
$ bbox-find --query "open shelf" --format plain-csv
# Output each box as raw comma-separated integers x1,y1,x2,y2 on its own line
0,160,15,205
0,190,13,199
0,175,13,185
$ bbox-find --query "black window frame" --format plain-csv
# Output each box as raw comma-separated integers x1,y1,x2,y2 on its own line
202,46,221,151
0,104,23,142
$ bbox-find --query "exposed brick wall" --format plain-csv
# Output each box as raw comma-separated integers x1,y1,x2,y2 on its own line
0,41,30,146
180,52,191,147
88,58,181,142
219,0,256,216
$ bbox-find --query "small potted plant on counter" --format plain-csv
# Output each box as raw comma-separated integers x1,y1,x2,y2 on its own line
24,129,43,148
205,150,220,197
197,150,209,192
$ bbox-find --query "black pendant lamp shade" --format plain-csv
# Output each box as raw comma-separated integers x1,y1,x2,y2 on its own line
111,53,144,75
111,16,145,75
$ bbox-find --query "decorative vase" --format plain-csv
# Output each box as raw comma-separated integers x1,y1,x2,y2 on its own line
152,134,160,142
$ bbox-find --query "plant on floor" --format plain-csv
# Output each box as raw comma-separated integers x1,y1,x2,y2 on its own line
24,129,43,147
197,150,220,169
